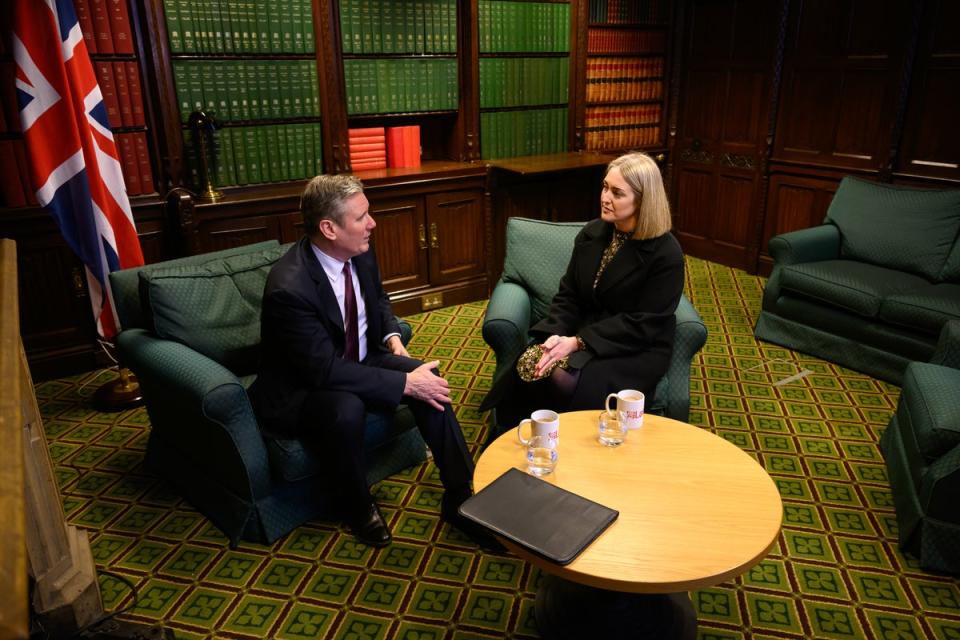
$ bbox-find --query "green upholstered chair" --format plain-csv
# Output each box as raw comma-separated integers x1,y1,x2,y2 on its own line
482,217,707,438
880,319,960,573
755,177,960,385
109,241,427,547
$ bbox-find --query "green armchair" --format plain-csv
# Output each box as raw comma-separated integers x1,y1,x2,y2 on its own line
109,241,427,547
880,319,960,573
482,217,707,438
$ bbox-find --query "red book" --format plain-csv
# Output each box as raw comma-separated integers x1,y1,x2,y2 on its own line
348,136,386,147
124,62,146,126
348,127,385,138
107,0,134,54
12,140,38,205
351,159,387,171
0,140,27,207
112,62,133,127
350,150,387,161
133,132,154,193
95,62,120,126
75,0,97,53
348,142,386,152
89,0,114,54
116,132,141,195
386,125,420,169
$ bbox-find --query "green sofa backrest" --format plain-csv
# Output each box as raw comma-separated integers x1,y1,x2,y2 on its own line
110,240,288,375
502,217,585,322
825,177,960,282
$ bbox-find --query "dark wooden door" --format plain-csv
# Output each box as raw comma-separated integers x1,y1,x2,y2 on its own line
426,191,486,286
369,195,429,294
671,0,781,271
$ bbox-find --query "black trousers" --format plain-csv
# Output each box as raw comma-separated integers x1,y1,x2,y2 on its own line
297,353,475,516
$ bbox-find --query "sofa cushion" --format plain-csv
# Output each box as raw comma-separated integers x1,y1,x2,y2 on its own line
939,240,960,283
141,244,289,374
502,218,584,321
880,283,960,336
779,260,928,318
825,177,960,281
900,362,960,462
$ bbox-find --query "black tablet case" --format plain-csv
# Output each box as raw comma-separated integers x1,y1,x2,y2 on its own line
459,467,619,565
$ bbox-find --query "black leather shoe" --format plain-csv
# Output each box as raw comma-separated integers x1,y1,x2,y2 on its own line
346,502,392,547
442,493,507,553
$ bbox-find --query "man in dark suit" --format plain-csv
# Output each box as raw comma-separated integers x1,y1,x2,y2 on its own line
250,174,493,548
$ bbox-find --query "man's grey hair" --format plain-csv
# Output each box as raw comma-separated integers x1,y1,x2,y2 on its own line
301,174,365,233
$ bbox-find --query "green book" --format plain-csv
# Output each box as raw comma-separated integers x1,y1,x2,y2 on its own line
360,0,373,53
349,0,362,53
293,0,305,53
293,123,307,178
199,64,217,116
214,61,231,121
244,126,262,183
252,0,268,52
172,62,192,121
339,0,351,53
414,0,425,54
343,59,356,115
279,60,293,117
403,0,416,53
269,0,283,52
478,0,488,53
189,1,206,53
269,64,282,119
221,0,238,53
218,125,237,186
236,60,251,120
380,0,394,53
164,0,182,52
290,61,304,117
177,0,195,52
263,125,279,181
308,61,320,116
281,0,294,52
231,127,248,185
186,60,204,116
210,0,225,54
314,122,323,175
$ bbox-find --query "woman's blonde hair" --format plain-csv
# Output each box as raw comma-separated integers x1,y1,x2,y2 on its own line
606,152,672,240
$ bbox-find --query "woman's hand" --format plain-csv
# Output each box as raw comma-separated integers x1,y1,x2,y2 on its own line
534,335,580,377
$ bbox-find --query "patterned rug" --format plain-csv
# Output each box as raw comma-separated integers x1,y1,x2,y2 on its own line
35,256,960,640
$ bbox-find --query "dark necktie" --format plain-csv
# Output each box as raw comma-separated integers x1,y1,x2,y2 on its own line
342,261,359,361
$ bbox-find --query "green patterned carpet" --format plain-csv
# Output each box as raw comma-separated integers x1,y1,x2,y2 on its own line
37,257,959,639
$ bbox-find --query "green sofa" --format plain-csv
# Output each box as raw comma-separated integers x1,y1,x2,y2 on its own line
482,217,707,437
880,319,960,573
109,241,427,547
754,177,960,384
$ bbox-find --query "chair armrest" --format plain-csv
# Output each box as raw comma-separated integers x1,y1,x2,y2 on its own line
920,441,960,520
482,280,533,365
768,225,841,266
662,294,708,422
931,319,960,370
116,329,271,500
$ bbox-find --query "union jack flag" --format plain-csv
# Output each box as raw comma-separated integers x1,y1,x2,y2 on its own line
13,0,144,339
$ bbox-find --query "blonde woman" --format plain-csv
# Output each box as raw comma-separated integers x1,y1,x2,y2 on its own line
483,152,685,425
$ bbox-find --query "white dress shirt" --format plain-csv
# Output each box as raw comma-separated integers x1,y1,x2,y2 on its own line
312,245,370,361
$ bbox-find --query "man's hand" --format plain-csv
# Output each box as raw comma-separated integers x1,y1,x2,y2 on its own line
386,334,409,358
404,360,450,411
534,335,579,377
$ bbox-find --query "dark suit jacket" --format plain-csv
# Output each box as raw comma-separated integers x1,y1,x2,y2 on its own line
485,219,685,411
250,237,405,434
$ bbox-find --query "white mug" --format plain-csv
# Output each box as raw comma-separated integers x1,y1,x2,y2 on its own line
605,389,645,430
517,409,560,445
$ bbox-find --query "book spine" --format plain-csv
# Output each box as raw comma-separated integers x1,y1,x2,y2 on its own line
112,61,133,127
350,142,387,152
340,0,352,53
95,62,121,127
244,126,262,183
348,127,386,137
90,0,114,54
133,131,154,193
117,132,142,195
76,0,98,53
231,127,248,184
125,62,146,127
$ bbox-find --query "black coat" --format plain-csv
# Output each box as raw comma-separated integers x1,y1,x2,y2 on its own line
484,219,685,415
250,237,405,434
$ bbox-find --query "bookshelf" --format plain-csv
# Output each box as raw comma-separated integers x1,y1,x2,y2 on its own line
338,0,461,168
478,0,571,159
162,0,323,190
583,0,670,151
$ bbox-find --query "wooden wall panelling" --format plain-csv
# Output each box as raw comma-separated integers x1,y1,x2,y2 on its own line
757,172,839,274
772,0,912,172
671,0,780,271
895,0,960,183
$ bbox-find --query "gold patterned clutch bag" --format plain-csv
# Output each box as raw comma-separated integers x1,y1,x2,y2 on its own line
516,344,569,383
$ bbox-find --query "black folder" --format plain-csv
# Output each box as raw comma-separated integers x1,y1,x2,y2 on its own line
459,467,619,565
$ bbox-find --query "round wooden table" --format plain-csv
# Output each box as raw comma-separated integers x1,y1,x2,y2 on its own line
474,410,783,639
